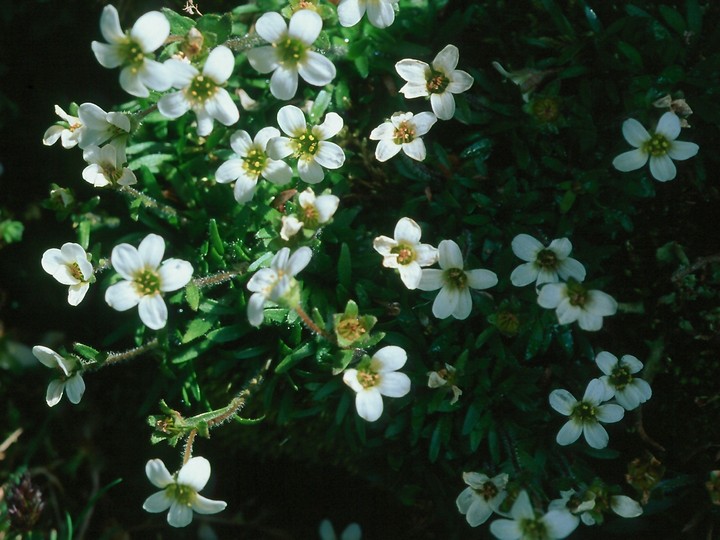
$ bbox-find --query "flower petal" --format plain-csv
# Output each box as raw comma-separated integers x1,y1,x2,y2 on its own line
582,422,609,449
337,0,364,27
314,141,345,170
64,374,85,404
447,69,474,94
438,239,463,269
215,159,244,183
556,419,582,445
143,491,173,513
192,494,227,515
246,46,279,74
233,175,258,203
313,112,344,140
206,90,239,127
266,136,294,160
453,288,473,320
557,257,586,282
668,140,699,161
417,269,444,291
595,351,618,375
288,9,322,44
167,501,193,528
489,518,522,539
105,281,141,311
543,509,580,538
612,149,648,172
158,259,193,292
119,66,149,98
621,118,650,147
610,495,642,518
146,458,174,488
68,283,90,306
277,105,307,136
355,388,383,422
432,286,459,319
549,389,576,415
138,233,165,269
298,158,325,184
466,499,493,526
466,269,498,290
398,262,422,289
255,11,287,43
511,235,543,262
138,295,168,330
432,44,459,73
247,292,267,327
430,91,456,121
654,111,681,140
366,0,395,28
203,46,234,84
262,159,293,185
395,59,429,84
99,5,124,43
298,52,336,87
393,217,421,244
649,154,676,182
587,290,617,316
412,112,437,136
178,456,211,491
46,379,65,407
510,263,538,287
378,371,411,398
131,11,169,52
375,140,402,162
287,246,313,275
596,403,624,423
158,91,191,120
271,66,299,100
373,345,407,372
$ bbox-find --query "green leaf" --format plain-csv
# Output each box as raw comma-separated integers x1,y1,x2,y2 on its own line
162,8,195,35
78,220,91,250
275,342,314,374
338,242,351,290
659,5,686,34
617,41,643,68
185,282,200,311
182,318,214,344
196,13,233,44
73,342,103,362
208,218,224,256
128,154,175,172
0,219,23,244
309,90,332,123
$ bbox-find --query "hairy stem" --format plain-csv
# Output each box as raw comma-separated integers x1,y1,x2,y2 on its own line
294,305,334,341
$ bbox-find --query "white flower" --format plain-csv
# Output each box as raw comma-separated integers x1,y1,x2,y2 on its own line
82,144,137,188
580,494,642,526
91,5,172,97
143,457,226,528
42,105,83,148
490,491,579,540
595,351,652,410
267,105,345,184
395,45,474,120
246,246,312,327
418,239,498,320
337,0,399,28
456,472,508,527
342,345,411,422
372,217,438,289
369,111,437,162
549,379,625,449
318,519,362,540
76,103,131,157
548,489,595,526
104,233,193,330
215,127,292,203
158,46,240,136
41,243,94,306
297,188,340,227
280,215,305,241
537,279,617,331
612,111,699,182
247,10,336,100
427,363,462,404
32,345,85,407
510,234,586,287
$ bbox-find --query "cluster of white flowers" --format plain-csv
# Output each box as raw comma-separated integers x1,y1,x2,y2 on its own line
490,490,579,540
549,488,642,528
509,233,616,331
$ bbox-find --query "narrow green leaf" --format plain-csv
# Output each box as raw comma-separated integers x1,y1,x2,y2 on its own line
182,318,214,344
275,342,314,373
208,218,224,256
309,90,332,123
338,242,351,290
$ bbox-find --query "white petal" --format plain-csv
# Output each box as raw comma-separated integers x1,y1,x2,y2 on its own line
262,160,293,185
610,495,642,518
577,311,602,331
403,139,426,161
412,112,437,136
314,112,344,140
512,234,544,261
378,371,411,398
649,154,676,182
105,281,141,311
375,140,402,162
654,111,681,140
195,110,214,137
131,11,169,52
430,92,455,120
465,499,493,526
393,218,421,245
668,140,699,161
158,259,193,291
64,374,85,404
139,59,172,92
586,290,618,316
447,70,474,94
432,286,459,319
340,523,362,540
438,239,463,269
621,118,650,147
255,126,281,149
432,44,459,72
355,389,383,422
583,422,609,449
453,288,473,320
399,81,430,99
582,378,607,404
337,0,364,27
92,41,124,69
68,283,90,306
287,246,313,275
143,491,173,513
489,518,522,539
556,420,582,445
366,0,395,28
99,5,125,43
247,292,267,327
510,263,538,287
298,158,325,184
596,403,625,423
537,283,565,308
510,491,535,520
299,52,336,87
246,46,278,74
138,295,168,330
417,269,444,291
543,509,580,538
620,354,644,374
146,459,174,488
158,92,191,119
277,105,307,136
178,456,211,491
549,389,576,415
369,121,394,140
395,59,429,83
255,11,287,43
398,262,422,289
233,175,258,203
466,269,498,290
557,258,586,282
313,194,340,223
215,159,244,183
165,58,198,87
271,66,299,100
343,369,364,393
612,149,648,172
203,46,234,83
167,501,193,528
595,351,618,375
288,9,322,44
266,137,294,160
46,379,65,407
192,495,227,515
415,244,439,266
138,234,165,269
42,125,64,146
373,345,407,372
314,141,345,169
206,90,240,126
119,66,149,98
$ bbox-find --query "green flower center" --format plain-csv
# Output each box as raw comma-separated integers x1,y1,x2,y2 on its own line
101,164,126,185
473,481,499,501
68,262,85,281
609,365,633,390
336,317,367,343
121,40,146,68
426,70,449,94
572,401,598,422
643,133,670,157
357,368,380,389
536,249,558,269
186,75,218,106
243,148,267,176
443,267,468,290
293,130,319,156
133,269,161,296
520,517,549,540
531,97,560,123
391,244,415,265
165,483,195,506
566,280,587,307
301,204,320,229
277,37,307,66
393,121,415,145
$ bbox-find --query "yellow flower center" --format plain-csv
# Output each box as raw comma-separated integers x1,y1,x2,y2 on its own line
133,268,161,296
393,121,415,145
277,37,307,66
643,133,670,157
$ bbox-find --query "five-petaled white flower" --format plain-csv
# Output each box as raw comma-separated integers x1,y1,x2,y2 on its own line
82,144,137,188
548,489,595,529
105,233,193,330
246,246,312,327
41,242,94,306
76,103,131,158
612,111,699,182
319,519,362,540
456,472,508,527
369,111,437,162
91,5,172,97
510,234,586,287
549,379,625,449
372,217,438,289
282,187,340,240
267,105,345,184
490,490,579,540
395,45,474,120
32,345,86,407
418,239,498,320
537,279,617,332
337,0,399,28
215,127,293,203
159,46,240,137
595,351,652,411
427,363,462,404
143,457,227,528
247,10,336,100
43,105,83,149
342,345,411,422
